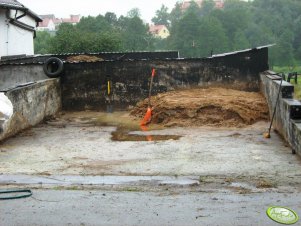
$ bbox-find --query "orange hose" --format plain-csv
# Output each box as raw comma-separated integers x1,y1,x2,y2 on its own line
141,68,156,126
140,107,152,126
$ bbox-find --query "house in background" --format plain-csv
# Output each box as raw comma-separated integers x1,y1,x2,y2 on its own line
61,14,80,25
180,0,225,10
0,0,41,59
37,14,81,31
149,25,170,39
37,14,57,31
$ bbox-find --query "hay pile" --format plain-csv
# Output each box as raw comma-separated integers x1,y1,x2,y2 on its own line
131,88,268,127
66,55,103,62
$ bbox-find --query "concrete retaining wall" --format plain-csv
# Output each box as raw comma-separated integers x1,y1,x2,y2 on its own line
0,64,48,91
0,79,61,142
0,47,269,111
62,47,268,110
260,71,301,156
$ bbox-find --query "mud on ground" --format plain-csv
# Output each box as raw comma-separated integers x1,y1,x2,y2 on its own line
131,87,269,127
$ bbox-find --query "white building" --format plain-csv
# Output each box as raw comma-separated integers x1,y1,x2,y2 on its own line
37,15,56,31
37,14,81,32
0,0,41,59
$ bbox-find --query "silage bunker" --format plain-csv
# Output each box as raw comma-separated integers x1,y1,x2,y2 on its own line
0,47,270,142
131,87,269,128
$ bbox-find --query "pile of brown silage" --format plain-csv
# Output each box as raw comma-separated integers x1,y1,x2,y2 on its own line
131,87,269,127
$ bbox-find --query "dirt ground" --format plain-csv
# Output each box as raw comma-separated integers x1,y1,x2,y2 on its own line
131,88,269,127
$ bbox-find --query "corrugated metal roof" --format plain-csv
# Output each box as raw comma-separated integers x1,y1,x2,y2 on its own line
210,44,275,58
0,51,180,65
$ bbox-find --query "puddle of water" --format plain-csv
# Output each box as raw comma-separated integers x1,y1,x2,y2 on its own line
89,112,181,142
64,111,182,142
111,130,181,142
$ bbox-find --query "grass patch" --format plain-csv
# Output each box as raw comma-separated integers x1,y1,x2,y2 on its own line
273,66,301,74
273,66,301,99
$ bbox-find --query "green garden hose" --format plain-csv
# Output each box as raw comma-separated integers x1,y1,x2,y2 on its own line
0,189,32,200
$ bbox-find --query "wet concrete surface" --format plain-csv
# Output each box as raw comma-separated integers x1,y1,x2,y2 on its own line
0,111,301,225
0,112,300,185
1,189,301,226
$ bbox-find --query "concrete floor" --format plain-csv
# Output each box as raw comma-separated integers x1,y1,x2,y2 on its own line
0,111,300,225
1,190,301,226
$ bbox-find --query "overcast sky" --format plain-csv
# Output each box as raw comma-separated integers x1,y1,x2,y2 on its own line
20,0,180,23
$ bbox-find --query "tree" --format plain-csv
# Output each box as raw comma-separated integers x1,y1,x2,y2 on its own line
120,15,150,51
169,2,183,27
211,4,250,42
94,32,122,51
245,23,275,48
76,15,112,33
34,31,52,54
49,22,122,53
232,31,250,51
168,10,202,57
293,16,301,60
49,23,80,53
184,1,202,17
271,30,295,66
152,5,170,27
200,0,215,17
127,8,141,18
105,12,118,27
198,16,229,57
32,0,301,65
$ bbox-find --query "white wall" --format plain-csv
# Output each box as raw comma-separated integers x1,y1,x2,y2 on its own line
0,9,36,58
0,9,8,57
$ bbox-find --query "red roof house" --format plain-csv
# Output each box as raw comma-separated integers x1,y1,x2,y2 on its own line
37,14,81,31
149,25,170,39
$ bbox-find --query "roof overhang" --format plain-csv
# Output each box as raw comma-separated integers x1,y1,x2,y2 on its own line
0,2,42,22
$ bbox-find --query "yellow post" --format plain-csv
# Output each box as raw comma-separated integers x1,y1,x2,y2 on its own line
107,81,111,95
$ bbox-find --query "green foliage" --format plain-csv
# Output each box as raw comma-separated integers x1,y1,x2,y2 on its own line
104,12,118,27
271,30,295,66
76,15,112,33
232,31,249,51
198,16,229,56
199,0,215,16
273,66,301,74
169,8,229,57
152,4,170,27
35,10,149,53
34,31,53,54
273,66,301,99
46,21,122,53
169,2,184,28
33,0,301,66
169,10,202,57
127,8,141,18
119,16,150,51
